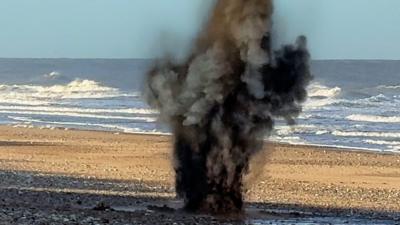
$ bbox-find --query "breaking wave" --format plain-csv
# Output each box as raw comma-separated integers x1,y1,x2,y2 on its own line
308,83,342,98
0,79,139,103
304,83,341,109
364,139,400,146
332,130,400,139
274,124,320,136
376,84,400,90
43,71,62,79
364,139,400,151
8,116,165,134
347,114,400,123
0,105,158,115
1,110,157,122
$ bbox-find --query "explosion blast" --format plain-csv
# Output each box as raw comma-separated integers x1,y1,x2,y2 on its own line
145,0,312,213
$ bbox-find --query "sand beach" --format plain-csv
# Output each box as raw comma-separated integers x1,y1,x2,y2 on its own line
0,126,399,224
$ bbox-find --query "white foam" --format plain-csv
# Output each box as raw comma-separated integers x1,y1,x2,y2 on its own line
377,84,400,90
270,135,309,145
0,105,158,115
0,79,139,103
289,142,386,153
364,139,400,151
333,96,390,107
364,139,400,146
347,114,400,123
365,94,391,102
274,124,320,136
2,110,157,122
332,130,400,138
8,116,168,135
43,71,62,79
304,83,341,109
0,98,52,106
8,116,32,122
308,83,341,98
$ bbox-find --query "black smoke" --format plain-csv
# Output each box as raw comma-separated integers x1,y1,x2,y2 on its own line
145,0,312,213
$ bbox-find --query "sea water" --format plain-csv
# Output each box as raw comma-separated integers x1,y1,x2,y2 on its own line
0,59,399,153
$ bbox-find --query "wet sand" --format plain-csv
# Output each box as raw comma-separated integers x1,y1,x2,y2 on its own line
0,126,399,224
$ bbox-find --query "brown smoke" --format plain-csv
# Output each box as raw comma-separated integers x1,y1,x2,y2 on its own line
145,0,312,213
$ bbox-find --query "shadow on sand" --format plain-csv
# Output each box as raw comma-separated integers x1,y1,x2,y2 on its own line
0,140,60,147
0,169,398,224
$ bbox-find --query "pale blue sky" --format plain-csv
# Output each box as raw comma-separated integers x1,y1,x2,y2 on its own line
0,0,399,59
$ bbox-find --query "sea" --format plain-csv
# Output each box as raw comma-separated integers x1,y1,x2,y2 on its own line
0,58,399,153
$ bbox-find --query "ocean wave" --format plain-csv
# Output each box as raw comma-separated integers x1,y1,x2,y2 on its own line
43,71,62,79
308,83,342,98
275,124,320,136
304,83,341,109
1,110,157,123
0,79,140,101
270,135,308,145
364,139,400,146
0,99,52,106
332,130,400,138
347,114,400,123
364,139,400,151
8,116,168,135
330,94,399,110
0,105,158,115
376,84,400,90
364,94,392,102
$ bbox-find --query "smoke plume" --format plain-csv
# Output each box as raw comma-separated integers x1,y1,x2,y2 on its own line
145,0,312,213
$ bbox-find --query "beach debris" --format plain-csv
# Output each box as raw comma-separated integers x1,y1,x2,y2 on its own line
92,202,114,211
147,204,176,213
145,0,312,213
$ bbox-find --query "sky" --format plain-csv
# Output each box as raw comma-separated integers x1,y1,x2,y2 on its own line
0,0,399,59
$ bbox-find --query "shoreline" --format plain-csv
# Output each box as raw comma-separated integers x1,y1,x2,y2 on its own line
4,124,398,155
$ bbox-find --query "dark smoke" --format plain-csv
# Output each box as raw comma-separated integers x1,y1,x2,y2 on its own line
145,0,312,213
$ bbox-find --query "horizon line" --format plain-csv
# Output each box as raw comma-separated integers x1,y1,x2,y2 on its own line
1,57,400,61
